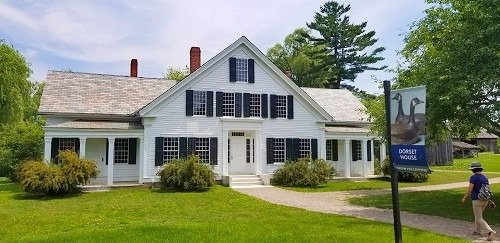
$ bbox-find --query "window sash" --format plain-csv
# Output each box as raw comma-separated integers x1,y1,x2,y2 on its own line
195,138,210,163
326,139,338,161
223,92,235,117
275,95,287,118
114,138,129,164
235,58,248,82
193,91,207,116
298,139,311,158
249,94,261,117
163,137,179,163
273,138,286,163
59,138,76,151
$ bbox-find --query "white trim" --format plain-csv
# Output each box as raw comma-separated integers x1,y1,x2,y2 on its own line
107,138,115,186
344,139,351,178
44,137,52,163
79,137,87,158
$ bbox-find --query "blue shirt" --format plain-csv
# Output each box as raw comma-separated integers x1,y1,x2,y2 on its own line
469,173,489,200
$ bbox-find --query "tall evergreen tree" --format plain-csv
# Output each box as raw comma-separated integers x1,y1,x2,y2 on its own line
306,1,386,89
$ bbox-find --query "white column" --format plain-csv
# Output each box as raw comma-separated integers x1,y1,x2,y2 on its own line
79,137,87,158
370,140,375,173
319,127,326,160
380,141,387,163
44,137,52,163
222,130,229,176
143,122,152,180
344,139,351,178
107,138,115,186
361,139,368,177
138,138,144,183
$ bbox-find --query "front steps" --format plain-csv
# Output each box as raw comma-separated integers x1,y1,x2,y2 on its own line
228,175,271,188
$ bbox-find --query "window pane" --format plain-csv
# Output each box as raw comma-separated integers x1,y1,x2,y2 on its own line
299,139,311,158
275,95,287,118
195,138,210,163
59,138,76,151
273,138,286,163
193,91,207,116
114,138,129,164
223,92,235,116
249,93,261,117
236,58,248,82
163,137,179,163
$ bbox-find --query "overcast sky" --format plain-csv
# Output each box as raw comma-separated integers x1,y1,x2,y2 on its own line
0,0,428,94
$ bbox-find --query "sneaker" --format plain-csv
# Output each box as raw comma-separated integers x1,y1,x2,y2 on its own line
487,231,496,241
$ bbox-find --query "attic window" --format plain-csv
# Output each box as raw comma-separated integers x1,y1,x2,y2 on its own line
236,58,248,82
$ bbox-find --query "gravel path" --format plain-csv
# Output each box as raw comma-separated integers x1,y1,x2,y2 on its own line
235,178,500,242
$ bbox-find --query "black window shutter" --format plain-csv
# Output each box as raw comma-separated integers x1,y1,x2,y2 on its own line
293,138,300,159
235,93,242,117
106,139,109,165
333,140,339,161
287,95,294,119
206,91,213,117
74,138,80,155
270,94,277,118
186,90,194,116
266,138,274,164
155,137,164,166
229,57,236,82
216,92,224,117
51,138,60,162
367,140,372,161
311,139,318,160
248,59,255,83
243,93,251,117
209,137,218,165
286,138,294,161
129,138,137,164
179,137,188,158
261,94,268,118
188,137,196,156
351,140,358,161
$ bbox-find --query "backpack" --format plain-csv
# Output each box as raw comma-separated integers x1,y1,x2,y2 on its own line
478,183,493,200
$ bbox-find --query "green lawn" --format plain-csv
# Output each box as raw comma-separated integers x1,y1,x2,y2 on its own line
282,171,500,192
0,178,463,242
432,152,500,172
349,184,500,226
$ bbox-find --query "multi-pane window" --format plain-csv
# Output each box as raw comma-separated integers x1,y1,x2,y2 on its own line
195,138,210,163
299,139,312,158
353,140,362,161
273,138,286,163
326,139,339,161
246,139,251,163
59,138,76,151
114,138,129,164
236,58,248,82
163,137,179,163
249,94,261,117
275,95,287,118
193,91,207,116
223,92,235,116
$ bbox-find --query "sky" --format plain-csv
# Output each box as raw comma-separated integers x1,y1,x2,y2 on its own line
0,0,428,94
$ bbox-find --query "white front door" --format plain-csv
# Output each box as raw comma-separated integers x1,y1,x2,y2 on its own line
229,136,248,174
86,138,107,180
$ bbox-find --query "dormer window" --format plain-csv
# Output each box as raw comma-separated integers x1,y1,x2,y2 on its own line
235,58,248,82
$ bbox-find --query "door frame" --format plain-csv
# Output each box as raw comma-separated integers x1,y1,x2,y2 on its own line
228,131,255,175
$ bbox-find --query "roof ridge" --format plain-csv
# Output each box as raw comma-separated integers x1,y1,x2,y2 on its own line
48,70,174,81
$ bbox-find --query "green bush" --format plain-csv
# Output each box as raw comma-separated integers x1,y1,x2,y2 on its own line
381,159,429,182
272,158,335,187
374,158,381,175
17,151,99,195
157,155,215,191
0,121,43,180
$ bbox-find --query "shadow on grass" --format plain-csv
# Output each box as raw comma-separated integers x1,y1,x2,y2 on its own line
11,190,84,201
150,187,213,194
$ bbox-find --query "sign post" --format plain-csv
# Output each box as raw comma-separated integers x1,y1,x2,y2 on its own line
384,81,402,243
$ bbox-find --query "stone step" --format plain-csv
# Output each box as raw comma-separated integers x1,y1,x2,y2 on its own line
231,177,262,183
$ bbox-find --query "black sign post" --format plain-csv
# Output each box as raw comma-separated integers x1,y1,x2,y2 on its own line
384,80,402,243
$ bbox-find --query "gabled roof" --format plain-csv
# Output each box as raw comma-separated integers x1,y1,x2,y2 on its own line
39,71,177,116
476,128,499,139
45,120,143,129
301,87,369,123
138,36,333,121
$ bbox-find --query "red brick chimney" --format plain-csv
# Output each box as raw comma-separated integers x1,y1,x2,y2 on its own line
130,59,138,77
190,47,201,73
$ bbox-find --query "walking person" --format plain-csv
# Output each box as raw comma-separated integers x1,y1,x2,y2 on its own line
461,162,496,241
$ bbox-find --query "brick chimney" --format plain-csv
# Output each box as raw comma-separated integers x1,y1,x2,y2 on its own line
190,47,201,73
284,70,292,79
130,59,138,77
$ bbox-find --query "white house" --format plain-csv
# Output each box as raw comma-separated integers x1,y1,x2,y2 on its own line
39,36,385,186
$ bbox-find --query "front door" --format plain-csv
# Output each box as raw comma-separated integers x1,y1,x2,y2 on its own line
86,138,107,181
229,132,250,174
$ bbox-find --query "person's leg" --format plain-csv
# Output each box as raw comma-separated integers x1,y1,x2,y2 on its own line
472,200,494,234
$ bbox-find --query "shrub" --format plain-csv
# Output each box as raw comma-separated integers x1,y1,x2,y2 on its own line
381,158,429,182
374,158,381,175
17,151,99,195
157,155,215,191
272,158,335,187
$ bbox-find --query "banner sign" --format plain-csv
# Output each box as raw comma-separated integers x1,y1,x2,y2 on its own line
390,86,429,173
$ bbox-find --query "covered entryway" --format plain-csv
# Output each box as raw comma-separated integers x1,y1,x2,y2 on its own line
229,131,254,174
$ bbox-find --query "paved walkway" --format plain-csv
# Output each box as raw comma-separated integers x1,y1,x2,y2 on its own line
235,177,500,242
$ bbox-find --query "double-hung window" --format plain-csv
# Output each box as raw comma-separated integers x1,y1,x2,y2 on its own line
223,92,235,116
249,94,261,117
195,138,210,163
236,58,248,82
326,139,339,161
298,139,312,158
275,95,287,118
59,138,76,151
273,138,286,163
193,91,207,116
114,138,129,164
163,137,179,163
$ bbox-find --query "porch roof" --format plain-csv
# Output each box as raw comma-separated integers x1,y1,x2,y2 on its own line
44,120,143,130
325,126,370,134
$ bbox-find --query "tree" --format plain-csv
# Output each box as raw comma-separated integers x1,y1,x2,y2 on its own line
0,40,32,125
305,1,386,89
396,0,500,141
164,66,189,81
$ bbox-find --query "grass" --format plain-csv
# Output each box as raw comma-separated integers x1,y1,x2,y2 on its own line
432,152,500,172
349,184,500,226
282,171,500,192
0,178,464,242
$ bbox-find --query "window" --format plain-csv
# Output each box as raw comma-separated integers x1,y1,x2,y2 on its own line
236,58,248,82
275,95,287,118
249,94,261,117
326,139,339,161
352,140,362,161
59,138,76,151
195,138,210,163
246,139,251,163
114,138,129,164
299,139,311,158
163,137,179,163
273,138,286,163
193,91,207,116
223,92,235,116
